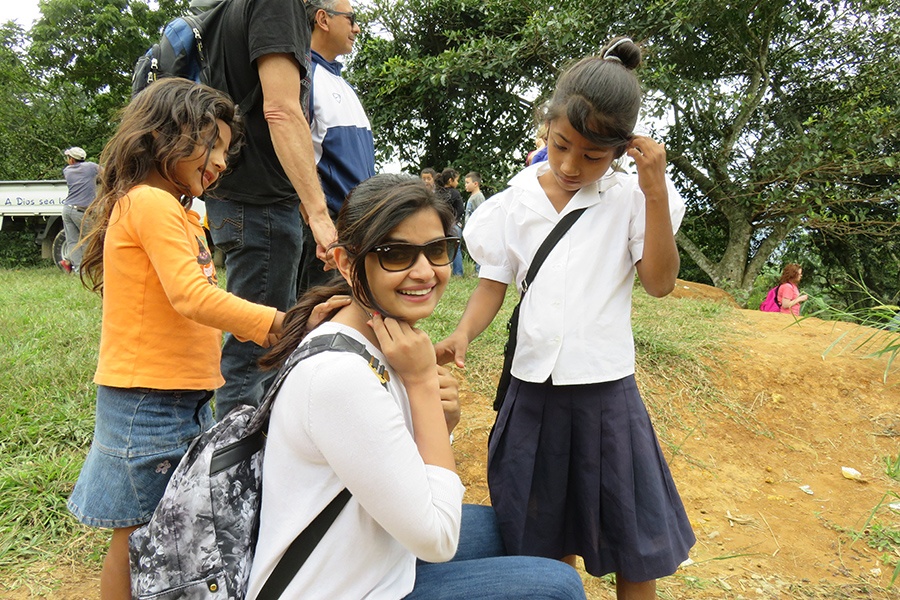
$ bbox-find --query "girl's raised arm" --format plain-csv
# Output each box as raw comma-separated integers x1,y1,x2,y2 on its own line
435,278,508,368
630,136,680,297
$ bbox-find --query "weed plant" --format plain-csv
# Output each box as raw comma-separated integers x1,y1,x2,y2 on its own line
884,454,900,483
817,284,899,383
850,492,900,587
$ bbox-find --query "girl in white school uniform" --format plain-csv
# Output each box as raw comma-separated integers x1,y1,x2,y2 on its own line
436,38,696,599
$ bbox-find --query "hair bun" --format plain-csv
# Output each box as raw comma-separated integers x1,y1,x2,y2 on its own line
602,37,641,70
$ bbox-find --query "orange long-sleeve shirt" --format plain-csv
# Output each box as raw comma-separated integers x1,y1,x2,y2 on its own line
94,185,277,390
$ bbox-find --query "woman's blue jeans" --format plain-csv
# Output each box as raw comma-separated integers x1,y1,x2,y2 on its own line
407,504,586,599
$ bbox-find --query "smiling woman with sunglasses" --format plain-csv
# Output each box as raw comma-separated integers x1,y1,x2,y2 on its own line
246,174,586,599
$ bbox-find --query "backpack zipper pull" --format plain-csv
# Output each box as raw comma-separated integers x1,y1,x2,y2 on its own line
193,28,203,60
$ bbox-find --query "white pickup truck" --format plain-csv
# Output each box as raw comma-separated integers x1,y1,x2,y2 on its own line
0,179,69,266
0,180,208,268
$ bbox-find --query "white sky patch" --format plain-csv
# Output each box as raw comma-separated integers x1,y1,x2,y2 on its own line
0,0,42,28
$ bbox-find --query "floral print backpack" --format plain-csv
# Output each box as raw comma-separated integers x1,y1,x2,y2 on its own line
129,332,387,599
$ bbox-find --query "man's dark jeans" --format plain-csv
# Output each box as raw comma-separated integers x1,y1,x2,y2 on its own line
205,197,302,419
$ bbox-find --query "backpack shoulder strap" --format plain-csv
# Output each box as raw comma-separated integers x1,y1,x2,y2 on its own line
251,331,383,599
248,332,387,431
256,488,352,600
187,0,262,114
213,332,386,473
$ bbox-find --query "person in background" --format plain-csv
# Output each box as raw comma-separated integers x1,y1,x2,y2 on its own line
526,122,549,166
435,38,695,600
463,171,485,223
60,146,100,274
296,0,376,296
420,167,437,191
69,79,284,600
463,171,486,274
202,0,335,419
777,263,808,316
433,168,465,276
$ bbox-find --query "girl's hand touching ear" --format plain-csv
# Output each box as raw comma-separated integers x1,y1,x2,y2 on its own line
627,136,668,203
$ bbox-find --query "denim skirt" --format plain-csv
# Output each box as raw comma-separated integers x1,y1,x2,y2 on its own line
487,375,695,582
67,386,213,528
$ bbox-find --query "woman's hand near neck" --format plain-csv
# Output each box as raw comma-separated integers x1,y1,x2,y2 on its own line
331,301,455,473
369,313,456,473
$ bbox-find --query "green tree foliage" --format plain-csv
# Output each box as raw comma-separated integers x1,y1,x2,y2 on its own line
639,0,900,295
29,0,185,113
0,0,186,179
352,0,900,300
0,24,39,178
350,0,614,188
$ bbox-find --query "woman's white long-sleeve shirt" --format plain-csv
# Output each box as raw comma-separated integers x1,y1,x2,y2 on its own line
246,323,464,599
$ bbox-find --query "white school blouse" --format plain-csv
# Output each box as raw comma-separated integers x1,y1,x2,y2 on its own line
464,161,685,385
246,322,464,600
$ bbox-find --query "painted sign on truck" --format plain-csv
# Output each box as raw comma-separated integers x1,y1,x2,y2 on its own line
0,180,209,268
0,180,68,220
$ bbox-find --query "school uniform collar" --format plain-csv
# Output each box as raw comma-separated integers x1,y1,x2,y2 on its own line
510,161,622,221
311,50,344,76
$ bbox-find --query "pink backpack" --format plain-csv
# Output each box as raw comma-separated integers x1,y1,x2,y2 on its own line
759,285,782,312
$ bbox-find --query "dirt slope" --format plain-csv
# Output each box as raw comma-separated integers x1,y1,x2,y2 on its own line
455,281,900,599
10,281,900,599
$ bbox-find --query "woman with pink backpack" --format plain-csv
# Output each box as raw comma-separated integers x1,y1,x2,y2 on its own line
776,263,809,315
760,263,808,315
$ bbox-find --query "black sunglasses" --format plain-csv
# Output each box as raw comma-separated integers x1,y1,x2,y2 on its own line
370,237,461,272
324,9,357,27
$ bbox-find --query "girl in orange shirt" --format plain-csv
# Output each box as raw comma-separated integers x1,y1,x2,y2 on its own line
69,79,284,600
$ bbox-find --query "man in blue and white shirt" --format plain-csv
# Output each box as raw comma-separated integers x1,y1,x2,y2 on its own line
298,0,375,295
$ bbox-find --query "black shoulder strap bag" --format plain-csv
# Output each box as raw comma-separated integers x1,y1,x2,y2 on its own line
493,207,587,411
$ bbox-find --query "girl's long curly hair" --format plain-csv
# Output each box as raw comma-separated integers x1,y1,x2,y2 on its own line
79,78,244,294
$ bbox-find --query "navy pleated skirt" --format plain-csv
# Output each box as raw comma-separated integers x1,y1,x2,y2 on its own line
487,375,695,582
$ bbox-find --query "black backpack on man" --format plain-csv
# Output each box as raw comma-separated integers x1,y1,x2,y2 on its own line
131,0,258,112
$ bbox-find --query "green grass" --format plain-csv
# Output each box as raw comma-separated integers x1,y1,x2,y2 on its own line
0,263,732,590
420,258,519,397
0,266,106,585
